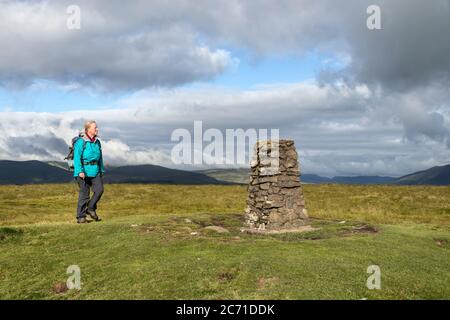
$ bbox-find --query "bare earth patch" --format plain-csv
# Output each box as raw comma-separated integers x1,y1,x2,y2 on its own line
434,238,448,246
257,277,278,289
218,271,236,283
203,226,230,233
52,282,68,294
136,225,154,234
350,224,379,234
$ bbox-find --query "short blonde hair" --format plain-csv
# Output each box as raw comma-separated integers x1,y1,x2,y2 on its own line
84,120,97,132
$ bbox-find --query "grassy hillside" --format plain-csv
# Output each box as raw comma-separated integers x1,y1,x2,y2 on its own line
0,184,449,299
395,164,450,185
0,160,72,184
104,164,226,184
0,161,227,185
3,161,449,185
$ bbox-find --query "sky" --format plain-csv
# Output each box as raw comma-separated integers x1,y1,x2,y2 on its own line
0,0,449,177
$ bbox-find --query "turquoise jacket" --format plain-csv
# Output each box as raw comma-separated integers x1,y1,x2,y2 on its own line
73,135,105,178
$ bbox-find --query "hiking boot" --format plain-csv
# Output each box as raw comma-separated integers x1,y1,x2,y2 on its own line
87,209,101,221
77,217,88,224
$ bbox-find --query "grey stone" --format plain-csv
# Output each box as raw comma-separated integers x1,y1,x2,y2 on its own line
243,139,309,231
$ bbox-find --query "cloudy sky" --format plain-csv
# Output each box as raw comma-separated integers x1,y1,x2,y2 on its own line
0,0,449,177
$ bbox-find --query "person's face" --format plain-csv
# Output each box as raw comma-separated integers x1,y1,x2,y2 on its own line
87,123,98,137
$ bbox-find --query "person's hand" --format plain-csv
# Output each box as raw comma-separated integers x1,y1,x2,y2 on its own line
79,172,85,179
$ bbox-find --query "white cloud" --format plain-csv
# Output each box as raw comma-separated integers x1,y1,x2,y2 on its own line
0,81,448,176
0,1,237,91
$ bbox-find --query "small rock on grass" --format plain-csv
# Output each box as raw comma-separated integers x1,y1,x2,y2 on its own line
53,282,68,294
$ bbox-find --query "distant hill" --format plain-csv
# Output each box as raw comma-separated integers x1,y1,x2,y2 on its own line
0,161,227,185
1,160,448,185
197,166,450,185
0,160,72,184
394,164,450,185
195,170,343,184
104,164,227,184
46,161,118,171
301,174,333,184
196,169,399,185
332,176,397,185
196,168,250,184
46,161,71,171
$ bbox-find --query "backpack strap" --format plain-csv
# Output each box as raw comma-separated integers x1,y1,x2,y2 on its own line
82,139,87,153
80,138,87,173
97,140,102,170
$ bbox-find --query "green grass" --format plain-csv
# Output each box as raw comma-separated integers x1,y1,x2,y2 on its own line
0,183,449,299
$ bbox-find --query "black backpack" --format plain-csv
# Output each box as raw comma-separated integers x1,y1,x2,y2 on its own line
64,134,87,171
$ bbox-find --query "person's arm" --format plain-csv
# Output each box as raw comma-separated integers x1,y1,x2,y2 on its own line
73,139,85,177
99,141,105,175
99,153,105,174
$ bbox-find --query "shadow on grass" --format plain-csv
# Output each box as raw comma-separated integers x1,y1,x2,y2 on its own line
0,227,24,242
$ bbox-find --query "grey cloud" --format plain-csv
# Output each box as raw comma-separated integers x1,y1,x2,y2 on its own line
373,84,450,149
212,0,450,91
335,0,450,91
402,112,449,145
1,1,449,92
6,133,68,158
0,1,235,91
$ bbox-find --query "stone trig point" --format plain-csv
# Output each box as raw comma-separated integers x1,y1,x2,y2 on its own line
243,139,309,233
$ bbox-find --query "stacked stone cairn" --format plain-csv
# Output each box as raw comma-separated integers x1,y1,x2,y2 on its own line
243,139,308,231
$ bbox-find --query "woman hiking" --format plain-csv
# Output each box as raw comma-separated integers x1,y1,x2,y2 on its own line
74,120,105,224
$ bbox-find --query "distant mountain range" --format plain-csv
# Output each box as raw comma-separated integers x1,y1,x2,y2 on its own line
103,164,225,184
0,160,72,184
196,168,251,184
0,160,224,185
196,168,400,185
197,165,450,186
300,174,398,185
0,160,448,185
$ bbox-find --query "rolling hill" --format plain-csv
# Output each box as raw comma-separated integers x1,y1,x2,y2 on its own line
0,160,72,184
196,168,250,184
332,176,397,185
0,161,225,185
394,164,450,185
0,160,448,185
197,165,450,185
103,164,226,184
197,169,399,185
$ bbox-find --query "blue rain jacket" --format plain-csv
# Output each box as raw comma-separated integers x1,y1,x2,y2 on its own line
73,135,105,178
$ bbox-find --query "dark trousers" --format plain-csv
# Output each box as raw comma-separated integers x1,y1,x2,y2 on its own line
76,175,104,219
